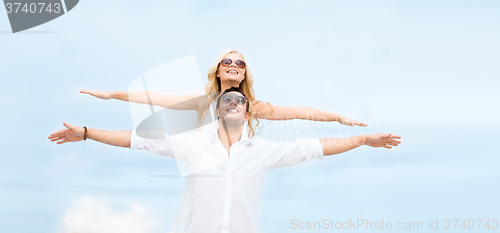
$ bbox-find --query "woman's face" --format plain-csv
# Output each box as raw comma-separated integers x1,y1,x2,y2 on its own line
216,53,246,85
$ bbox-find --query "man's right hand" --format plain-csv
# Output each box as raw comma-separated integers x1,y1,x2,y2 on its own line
48,122,85,144
363,133,401,149
80,89,111,100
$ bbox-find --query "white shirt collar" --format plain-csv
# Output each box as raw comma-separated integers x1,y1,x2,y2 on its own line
208,120,252,145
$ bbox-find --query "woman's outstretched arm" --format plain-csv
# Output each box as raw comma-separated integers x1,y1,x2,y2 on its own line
252,101,367,127
80,89,202,111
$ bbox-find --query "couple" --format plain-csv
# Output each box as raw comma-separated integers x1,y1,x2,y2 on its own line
49,50,401,233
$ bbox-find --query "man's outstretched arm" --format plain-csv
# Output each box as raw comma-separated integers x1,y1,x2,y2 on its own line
320,133,401,156
48,122,131,148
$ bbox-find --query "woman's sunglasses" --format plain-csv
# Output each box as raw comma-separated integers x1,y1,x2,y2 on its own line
221,93,247,105
220,58,246,69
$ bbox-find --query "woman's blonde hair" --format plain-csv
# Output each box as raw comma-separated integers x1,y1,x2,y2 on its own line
196,49,260,137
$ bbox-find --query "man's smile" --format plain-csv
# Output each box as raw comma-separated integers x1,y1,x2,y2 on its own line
227,108,239,113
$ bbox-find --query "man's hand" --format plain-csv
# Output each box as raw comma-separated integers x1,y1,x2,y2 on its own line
80,89,111,100
338,116,368,127
363,133,401,149
48,122,85,144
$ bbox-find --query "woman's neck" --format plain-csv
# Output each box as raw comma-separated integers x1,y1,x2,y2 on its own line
220,82,240,94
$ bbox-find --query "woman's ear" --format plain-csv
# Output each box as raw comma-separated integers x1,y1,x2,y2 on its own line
215,108,220,118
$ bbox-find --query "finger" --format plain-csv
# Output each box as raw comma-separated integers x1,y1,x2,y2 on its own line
57,139,69,144
52,135,67,141
382,145,392,149
379,133,392,138
382,133,402,139
389,139,401,144
63,122,76,130
50,136,65,141
388,134,401,139
48,134,60,139
80,89,96,96
387,138,401,143
49,129,66,138
53,138,64,143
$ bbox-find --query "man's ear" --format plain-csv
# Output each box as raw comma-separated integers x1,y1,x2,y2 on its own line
244,112,249,121
215,108,220,118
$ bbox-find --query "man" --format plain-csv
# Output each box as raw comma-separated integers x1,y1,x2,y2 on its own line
49,87,401,233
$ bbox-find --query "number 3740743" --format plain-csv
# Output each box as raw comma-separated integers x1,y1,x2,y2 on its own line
5,2,61,14
444,219,498,230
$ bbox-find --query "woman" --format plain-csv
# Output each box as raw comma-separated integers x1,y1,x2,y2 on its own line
81,50,367,137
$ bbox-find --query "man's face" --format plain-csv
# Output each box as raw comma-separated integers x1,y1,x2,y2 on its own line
215,91,249,124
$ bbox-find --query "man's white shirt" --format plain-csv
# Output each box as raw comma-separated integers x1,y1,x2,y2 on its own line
130,121,324,233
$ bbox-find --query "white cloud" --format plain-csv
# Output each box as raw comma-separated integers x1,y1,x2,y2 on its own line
62,197,158,233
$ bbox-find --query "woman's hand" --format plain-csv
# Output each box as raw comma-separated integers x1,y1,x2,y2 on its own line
363,133,401,149
48,122,85,144
80,89,111,100
338,116,368,127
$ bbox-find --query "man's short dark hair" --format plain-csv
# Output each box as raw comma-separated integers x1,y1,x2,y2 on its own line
216,87,250,113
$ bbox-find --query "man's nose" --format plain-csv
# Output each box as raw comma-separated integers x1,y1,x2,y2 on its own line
229,98,238,105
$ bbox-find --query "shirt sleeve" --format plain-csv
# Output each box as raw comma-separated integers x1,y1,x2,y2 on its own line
263,138,324,169
129,130,178,159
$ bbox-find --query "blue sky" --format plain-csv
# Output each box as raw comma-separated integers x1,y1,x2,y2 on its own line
1,0,499,232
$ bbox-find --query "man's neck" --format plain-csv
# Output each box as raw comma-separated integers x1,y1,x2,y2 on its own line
217,121,243,148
